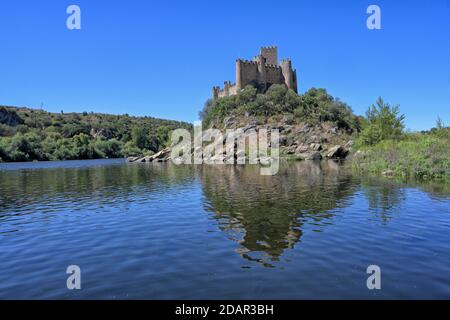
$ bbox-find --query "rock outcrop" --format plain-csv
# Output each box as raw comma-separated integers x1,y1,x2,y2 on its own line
127,148,171,163
325,145,349,159
127,119,354,164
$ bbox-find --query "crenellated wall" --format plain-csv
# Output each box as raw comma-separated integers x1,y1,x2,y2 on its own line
265,64,283,85
238,59,259,89
260,46,278,65
213,47,298,99
213,81,238,99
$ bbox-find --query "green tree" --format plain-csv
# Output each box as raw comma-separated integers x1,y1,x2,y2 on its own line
94,139,124,158
0,124,15,136
156,126,171,148
7,134,33,161
72,133,102,159
131,127,149,150
0,138,6,161
122,141,143,157
357,97,405,146
54,138,74,160
432,117,449,139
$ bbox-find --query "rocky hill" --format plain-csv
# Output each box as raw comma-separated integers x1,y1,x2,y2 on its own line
129,85,361,163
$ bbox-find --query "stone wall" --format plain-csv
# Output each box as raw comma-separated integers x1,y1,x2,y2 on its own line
212,47,298,99
260,46,278,65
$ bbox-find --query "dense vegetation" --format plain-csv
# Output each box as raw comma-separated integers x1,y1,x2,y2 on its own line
352,99,449,180
200,84,448,180
0,106,191,162
2,86,448,181
200,85,362,131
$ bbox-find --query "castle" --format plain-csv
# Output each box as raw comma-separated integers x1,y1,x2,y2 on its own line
212,46,298,99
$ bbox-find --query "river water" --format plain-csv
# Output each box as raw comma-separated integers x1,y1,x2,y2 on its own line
0,159,449,299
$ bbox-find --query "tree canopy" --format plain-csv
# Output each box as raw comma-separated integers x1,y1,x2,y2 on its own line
0,106,191,162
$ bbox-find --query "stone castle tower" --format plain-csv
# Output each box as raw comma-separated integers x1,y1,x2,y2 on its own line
212,46,298,99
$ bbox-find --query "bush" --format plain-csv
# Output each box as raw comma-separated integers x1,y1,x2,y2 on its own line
0,124,15,136
430,117,450,140
0,138,6,161
94,139,124,158
122,141,143,157
71,133,103,159
356,97,405,147
54,139,74,160
200,85,360,131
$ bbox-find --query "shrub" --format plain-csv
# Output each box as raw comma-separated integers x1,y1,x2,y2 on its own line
351,133,450,180
0,124,15,136
94,139,124,158
357,97,405,146
200,85,360,131
122,141,143,157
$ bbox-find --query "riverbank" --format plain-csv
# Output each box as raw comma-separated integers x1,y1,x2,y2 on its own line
350,132,449,180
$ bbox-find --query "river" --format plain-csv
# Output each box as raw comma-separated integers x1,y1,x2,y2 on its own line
0,159,449,299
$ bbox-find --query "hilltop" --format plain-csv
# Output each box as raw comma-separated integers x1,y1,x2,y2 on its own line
0,105,191,162
199,84,362,161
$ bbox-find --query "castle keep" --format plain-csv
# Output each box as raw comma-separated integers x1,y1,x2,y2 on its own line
212,46,298,99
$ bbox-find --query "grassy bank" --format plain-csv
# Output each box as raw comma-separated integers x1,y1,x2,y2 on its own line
351,132,450,180
350,98,449,181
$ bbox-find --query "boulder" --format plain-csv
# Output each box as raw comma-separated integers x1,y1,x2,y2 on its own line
259,156,273,166
344,140,354,149
134,156,149,163
283,145,297,155
243,124,256,132
306,135,320,144
328,127,338,134
279,135,288,146
149,148,171,161
130,148,172,163
295,144,309,154
310,143,322,151
325,145,349,159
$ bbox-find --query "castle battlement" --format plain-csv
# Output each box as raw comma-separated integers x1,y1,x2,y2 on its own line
213,46,298,100
260,45,277,50
239,59,258,65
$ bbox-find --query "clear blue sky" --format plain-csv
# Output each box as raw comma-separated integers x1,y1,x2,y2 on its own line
0,0,449,130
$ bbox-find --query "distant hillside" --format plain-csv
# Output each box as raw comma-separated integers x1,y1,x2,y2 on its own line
0,105,191,162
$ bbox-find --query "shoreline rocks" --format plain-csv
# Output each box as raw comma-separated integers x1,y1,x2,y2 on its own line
127,148,171,163
127,122,354,164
